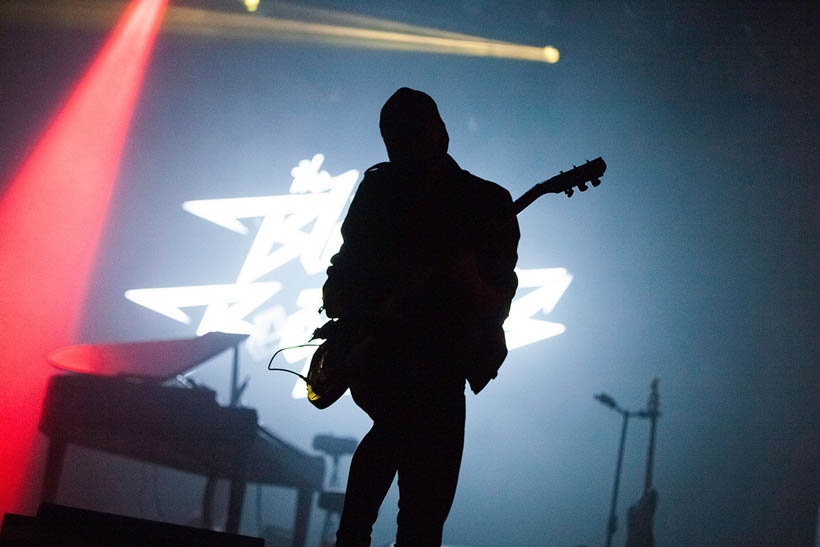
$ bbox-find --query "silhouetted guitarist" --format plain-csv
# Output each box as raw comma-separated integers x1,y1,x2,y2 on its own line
322,88,520,546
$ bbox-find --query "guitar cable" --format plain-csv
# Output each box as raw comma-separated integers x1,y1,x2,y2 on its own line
266,343,321,384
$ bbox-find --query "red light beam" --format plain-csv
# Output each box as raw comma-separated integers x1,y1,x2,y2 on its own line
0,0,167,514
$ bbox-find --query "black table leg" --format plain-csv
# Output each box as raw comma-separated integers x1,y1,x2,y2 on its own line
41,437,67,503
226,475,247,534
292,488,312,547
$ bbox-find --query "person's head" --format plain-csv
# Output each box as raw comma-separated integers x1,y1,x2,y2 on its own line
379,88,449,173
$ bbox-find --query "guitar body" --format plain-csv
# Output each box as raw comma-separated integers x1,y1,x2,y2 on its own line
307,339,348,409
306,158,606,409
306,319,356,409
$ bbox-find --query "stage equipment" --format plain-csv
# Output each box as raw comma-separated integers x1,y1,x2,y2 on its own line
625,379,662,547
594,381,658,547
41,333,324,547
1,503,263,546
312,434,358,547
305,158,607,409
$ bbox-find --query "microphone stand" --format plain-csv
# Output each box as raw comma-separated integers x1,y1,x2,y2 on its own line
594,393,647,547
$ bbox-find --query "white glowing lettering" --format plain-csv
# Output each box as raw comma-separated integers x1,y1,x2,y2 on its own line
125,155,572,399
503,267,572,350
125,283,282,336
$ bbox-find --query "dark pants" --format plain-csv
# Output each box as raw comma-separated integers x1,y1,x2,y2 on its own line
336,386,466,547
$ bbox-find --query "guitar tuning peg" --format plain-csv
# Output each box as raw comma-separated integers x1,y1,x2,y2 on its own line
585,158,589,163
591,178,601,187
578,182,588,192
564,188,574,198
572,164,577,168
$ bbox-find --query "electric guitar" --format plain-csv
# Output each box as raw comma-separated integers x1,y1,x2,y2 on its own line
626,378,661,547
306,157,607,409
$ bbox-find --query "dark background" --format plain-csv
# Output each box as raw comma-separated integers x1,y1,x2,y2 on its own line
1,1,817,545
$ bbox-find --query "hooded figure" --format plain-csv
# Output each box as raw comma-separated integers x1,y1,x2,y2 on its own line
325,88,519,547
379,87,449,172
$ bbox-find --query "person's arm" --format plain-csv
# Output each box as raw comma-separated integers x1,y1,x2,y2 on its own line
465,184,520,393
474,185,520,323
452,253,510,317
322,170,384,320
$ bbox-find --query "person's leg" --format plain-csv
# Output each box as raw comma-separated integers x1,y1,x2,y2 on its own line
394,397,466,547
336,422,401,547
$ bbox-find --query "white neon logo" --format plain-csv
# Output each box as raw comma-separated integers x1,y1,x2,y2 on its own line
125,154,572,398
504,267,572,350
124,283,283,335
181,154,357,280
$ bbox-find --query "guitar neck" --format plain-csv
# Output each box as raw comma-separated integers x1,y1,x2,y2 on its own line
509,157,606,217
511,183,549,216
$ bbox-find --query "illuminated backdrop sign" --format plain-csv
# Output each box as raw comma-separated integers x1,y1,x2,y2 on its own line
125,155,572,397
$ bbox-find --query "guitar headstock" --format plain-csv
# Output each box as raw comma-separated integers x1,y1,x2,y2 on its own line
541,157,606,198
511,156,607,216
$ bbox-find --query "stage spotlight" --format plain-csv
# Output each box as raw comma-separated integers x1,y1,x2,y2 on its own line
161,6,561,63
1,1,559,64
0,0,167,514
543,45,560,63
